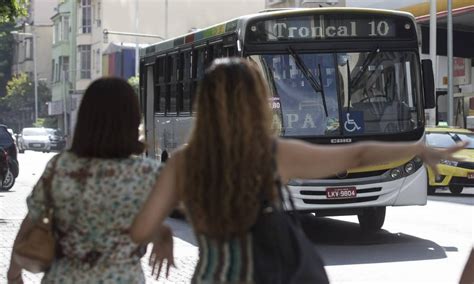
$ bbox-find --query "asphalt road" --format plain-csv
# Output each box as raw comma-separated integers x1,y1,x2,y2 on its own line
1,151,472,283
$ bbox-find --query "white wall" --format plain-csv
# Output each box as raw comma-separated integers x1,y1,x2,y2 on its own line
103,0,265,42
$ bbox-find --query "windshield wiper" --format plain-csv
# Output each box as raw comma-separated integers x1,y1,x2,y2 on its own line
288,47,328,117
350,47,380,90
346,59,352,113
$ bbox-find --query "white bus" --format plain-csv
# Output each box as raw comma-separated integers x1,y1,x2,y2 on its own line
139,8,435,231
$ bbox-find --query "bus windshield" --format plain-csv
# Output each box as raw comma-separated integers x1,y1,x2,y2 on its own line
253,51,422,137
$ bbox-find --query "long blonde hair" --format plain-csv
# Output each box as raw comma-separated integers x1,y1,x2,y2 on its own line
181,58,275,240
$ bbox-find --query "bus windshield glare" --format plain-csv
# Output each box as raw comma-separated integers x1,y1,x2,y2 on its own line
253,51,422,137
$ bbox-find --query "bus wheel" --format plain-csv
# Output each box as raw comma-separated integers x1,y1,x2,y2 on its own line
449,185,463,195
358,207,386,233
427,186,436,195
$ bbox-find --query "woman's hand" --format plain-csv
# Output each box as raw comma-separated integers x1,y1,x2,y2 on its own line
419,141,468,175
149,225,175,279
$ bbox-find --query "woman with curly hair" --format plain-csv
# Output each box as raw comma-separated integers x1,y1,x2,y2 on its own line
131,58,466,283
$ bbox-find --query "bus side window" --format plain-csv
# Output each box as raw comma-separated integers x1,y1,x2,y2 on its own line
156,57,166,114
196,48,206,80
166,54,177,115
182,51,192,113
191,50,199,112
153,62,159,113
212,42,223,59
207,45,214,67
177,52,188,114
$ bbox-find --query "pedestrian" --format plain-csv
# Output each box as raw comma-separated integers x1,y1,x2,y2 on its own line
130,58,467,283
7,77,169,283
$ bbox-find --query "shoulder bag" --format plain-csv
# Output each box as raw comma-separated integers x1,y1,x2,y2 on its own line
13,155,60,273
252,142,329,284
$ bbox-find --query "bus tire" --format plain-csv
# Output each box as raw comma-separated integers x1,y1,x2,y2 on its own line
449,185,463,195
358,207,386,233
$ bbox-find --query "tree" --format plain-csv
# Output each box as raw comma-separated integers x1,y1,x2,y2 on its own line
0,73,51,131
0,21,15,97
128,75,139,96
0,0,29,23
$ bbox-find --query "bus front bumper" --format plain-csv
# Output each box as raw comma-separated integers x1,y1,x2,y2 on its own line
286,166,427,212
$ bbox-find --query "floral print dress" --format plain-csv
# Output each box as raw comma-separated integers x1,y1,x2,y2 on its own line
27,152,161,284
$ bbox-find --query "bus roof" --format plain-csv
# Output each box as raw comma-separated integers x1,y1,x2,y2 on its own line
141,7,416,58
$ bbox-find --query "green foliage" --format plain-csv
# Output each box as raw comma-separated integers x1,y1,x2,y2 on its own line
0,21,15,97
0,0,29,23
127,76,139,96
0,73,51,131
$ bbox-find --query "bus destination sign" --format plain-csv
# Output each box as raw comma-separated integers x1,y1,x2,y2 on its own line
247,15,413,42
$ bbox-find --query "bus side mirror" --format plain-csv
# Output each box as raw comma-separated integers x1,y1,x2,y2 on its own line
421,59,435,109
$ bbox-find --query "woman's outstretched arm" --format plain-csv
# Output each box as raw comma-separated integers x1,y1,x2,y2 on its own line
131,153,180,244
277,138,467,181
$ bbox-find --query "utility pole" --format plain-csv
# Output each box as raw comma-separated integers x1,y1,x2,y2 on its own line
165,0,168,39
428,0,437,126
135,0,139,77
447,0,454,126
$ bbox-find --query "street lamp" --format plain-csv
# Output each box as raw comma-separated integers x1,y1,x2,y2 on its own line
10,30,38,124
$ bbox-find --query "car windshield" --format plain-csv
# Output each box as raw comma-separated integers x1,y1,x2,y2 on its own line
456,133,474,149
426,133,457,148
252,51,422,137
23,128,49,136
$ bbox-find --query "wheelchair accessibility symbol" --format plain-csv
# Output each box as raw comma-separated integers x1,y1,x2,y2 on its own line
343,112,364,134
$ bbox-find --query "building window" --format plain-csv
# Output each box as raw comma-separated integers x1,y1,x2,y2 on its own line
51,59,55,81
60,56,70,81
62,16,70,40
79,45,91,79
54,20,60,43
81,0,92,34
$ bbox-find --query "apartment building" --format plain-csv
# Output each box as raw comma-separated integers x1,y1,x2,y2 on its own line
49,0,266,135
11,0,56,87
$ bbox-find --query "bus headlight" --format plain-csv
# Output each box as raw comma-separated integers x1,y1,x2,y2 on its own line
440,160,458,167
390,168,402,179
404,162,415,174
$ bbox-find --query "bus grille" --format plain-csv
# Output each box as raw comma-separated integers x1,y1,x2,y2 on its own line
302,196,379,205
325,170,387,179
300,187,382,196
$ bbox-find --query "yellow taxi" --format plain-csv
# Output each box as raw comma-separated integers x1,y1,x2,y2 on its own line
425,126,474,194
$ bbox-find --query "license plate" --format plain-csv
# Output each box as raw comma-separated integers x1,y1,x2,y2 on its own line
32,143,41,147
326,187,357,199
468,173,474,179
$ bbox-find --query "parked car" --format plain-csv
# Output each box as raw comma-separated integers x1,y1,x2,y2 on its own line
46,128,66,151
17,127,51,153
425,127,474,194
0,124,19,190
